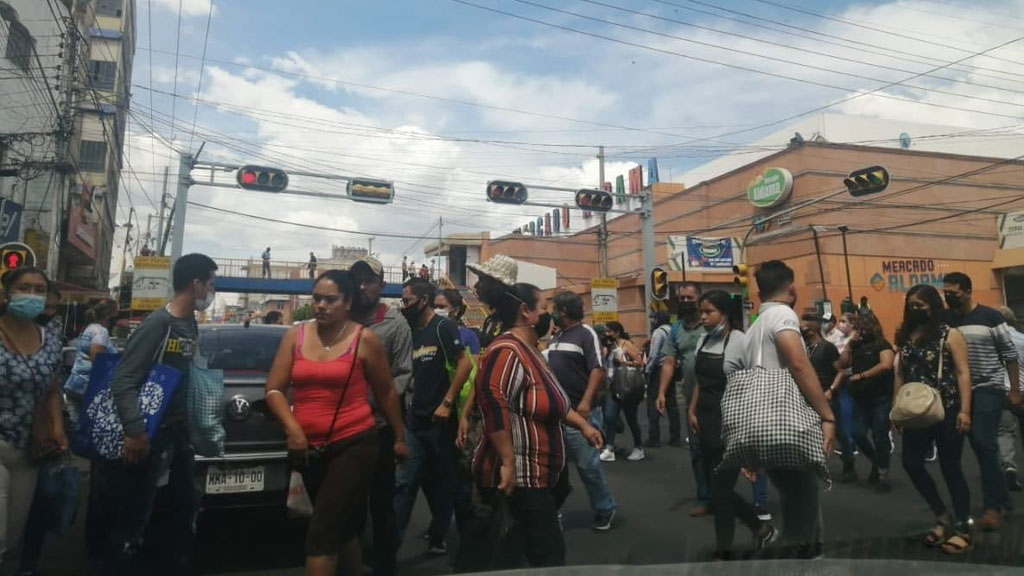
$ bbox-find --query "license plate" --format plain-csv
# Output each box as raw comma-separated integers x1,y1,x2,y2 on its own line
205,465,265,494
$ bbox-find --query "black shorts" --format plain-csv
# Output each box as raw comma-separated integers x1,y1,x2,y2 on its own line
301,429,379,556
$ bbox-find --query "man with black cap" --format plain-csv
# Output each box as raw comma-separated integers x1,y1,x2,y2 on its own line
349,256,412,576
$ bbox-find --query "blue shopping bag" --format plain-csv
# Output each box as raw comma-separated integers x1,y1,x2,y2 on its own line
34,455,81,534
71,346,184,460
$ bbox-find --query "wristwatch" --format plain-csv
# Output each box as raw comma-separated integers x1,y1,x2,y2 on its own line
442,399,454,409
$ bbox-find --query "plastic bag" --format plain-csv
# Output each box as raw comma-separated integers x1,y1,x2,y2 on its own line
286,471,313,517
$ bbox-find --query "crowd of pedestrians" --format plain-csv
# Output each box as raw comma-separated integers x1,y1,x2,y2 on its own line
0,252,1022,574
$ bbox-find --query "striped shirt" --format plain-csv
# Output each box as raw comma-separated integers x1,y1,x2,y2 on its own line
474,333,570,490
947,304,1019,391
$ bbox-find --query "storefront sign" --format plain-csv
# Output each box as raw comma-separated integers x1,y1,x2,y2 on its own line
870,259,945,293
746,167,793,209
667,235,738,272
591,278,619,324
132,256,172,311
998,210,1024,249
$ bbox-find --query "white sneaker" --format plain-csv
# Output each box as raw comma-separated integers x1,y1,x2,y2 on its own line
600,447,616,462
627,447,646,461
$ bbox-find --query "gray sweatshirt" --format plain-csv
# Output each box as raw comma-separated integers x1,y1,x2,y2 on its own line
362,303,413,427
111,306,197,437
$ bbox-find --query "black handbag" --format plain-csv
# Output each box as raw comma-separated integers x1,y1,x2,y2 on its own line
289,329,362,474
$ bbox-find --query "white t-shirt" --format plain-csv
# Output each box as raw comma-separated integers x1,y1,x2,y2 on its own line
727,302,803,371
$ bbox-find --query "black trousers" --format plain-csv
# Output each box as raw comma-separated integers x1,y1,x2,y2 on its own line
700,418,762,553
479,487,565,568
358,426,397,576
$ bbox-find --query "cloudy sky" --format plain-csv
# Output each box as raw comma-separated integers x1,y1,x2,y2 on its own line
116,0,1024,282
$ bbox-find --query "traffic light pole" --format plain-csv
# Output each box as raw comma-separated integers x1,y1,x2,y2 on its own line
641,190,655,337
170,152,194,269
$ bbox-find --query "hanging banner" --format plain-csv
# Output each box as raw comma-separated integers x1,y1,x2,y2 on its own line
615,175,626,205
667,235,739,272
628,165,643,196
998,210,1024,249
647,158,660,185
562,204,570,229
131,256,172,311
590,278,619,324
544,212,552,236
552,208,561,233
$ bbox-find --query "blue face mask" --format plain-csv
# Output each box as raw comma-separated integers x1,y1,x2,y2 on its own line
708,321,727,337
8,294,45,320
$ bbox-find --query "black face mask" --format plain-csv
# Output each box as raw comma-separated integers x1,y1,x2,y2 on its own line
351,290,377,314
534,313,552,339
678,301,698,317
800,329,816,341
401,301,424,323
944,293,961,310
907,308,931,325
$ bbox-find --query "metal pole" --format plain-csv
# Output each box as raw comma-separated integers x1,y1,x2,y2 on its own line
839,226,853,305
598,146,608,278
170,153,193,268
811,226,829,302
157,166,168,253
368,236,375,258
641,191,655,337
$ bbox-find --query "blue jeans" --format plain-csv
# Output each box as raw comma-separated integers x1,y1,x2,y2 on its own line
751,472,768,507
562,425,616,515
851,395,892,473
970,388,1010,511
394,422,458,546
98,425,197,576
602,393,642,450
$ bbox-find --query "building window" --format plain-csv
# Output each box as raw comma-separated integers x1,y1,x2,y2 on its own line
79,140,108,173
95,0,123,17
5,21,33,73
89,60,117,91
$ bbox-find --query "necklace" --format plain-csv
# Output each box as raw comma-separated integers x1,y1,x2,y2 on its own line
321,321,349,350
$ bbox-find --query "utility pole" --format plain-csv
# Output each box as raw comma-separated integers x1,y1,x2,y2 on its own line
120,207,135,278
438,216,443,280
641,190,655,337
47,9,81,280
157,166,169,253
367,236,375,258
170,153,193,267
146,213,154,250
598,146,608,278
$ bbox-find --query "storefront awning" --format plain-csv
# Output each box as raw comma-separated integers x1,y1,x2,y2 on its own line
991,248,1024,269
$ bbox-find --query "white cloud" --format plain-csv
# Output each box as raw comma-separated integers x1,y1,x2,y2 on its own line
150,0,215,18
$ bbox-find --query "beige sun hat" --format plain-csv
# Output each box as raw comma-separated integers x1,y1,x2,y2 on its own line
466,254,518,287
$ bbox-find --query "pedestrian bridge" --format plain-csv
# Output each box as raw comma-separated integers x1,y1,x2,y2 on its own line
213,258,406,297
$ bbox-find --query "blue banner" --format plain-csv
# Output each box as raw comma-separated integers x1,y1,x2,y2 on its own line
685,236,736,272
0,200,22,243
647,158,660,185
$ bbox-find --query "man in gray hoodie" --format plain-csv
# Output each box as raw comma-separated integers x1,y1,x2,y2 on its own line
350,257,412,576
102,253,217,575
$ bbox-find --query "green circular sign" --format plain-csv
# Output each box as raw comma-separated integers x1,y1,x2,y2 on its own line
747,167,794,209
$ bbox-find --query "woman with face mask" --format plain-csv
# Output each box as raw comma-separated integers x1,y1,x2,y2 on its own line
600,322,646,463
468,283,601,568
893,284,973,555
688,290,777,560
0,267,66,563
826,313,856,355
63,299,119,418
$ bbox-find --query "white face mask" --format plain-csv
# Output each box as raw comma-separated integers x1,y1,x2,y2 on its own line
196,289,215,312
435,308,449,319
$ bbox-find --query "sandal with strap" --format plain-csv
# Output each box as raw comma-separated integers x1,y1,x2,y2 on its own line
924,522,949,547
941,532,973,555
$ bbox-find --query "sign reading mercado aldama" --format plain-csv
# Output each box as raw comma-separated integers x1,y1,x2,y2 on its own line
746,167,794,209
131,256,172,311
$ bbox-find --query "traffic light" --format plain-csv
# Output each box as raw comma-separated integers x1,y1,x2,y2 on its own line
651,266,669,301
732,263,749,287
236,166,288,192
486,181,528,205
348,178,395,204
843,166,889,197
0,242,34,278
575,189,613,212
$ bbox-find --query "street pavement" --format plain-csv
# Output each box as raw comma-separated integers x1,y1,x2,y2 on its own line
24,408,1024,574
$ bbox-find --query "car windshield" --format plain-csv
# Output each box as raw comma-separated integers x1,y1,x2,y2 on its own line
199,329,283,372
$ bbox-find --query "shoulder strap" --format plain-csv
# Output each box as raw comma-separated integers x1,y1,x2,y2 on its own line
436,318,450,365
937,336,946,381
294,321,308,355
320,326,363,448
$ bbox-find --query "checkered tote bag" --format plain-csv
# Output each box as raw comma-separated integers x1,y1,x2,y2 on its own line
718,325,829,482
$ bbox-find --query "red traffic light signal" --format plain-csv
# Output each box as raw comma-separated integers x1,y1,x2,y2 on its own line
3,250,24,270
236,166,288,192
486,181,528,205
575,189,613,212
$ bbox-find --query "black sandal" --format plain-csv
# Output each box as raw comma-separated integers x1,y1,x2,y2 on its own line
924,522,949,547
941,532,973,555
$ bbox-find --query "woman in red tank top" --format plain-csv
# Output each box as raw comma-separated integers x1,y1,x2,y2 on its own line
265,270,407,576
